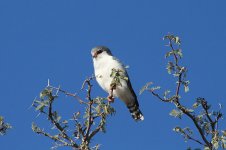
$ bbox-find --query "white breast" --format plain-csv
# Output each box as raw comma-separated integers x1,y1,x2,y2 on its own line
93,54,126,94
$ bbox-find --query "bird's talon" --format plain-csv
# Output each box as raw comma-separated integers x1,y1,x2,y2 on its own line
107,95,115,103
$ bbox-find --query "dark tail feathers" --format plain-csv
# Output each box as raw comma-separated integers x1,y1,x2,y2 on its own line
127,104,144,121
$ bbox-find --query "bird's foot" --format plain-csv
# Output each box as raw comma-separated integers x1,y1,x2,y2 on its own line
107,95,115,103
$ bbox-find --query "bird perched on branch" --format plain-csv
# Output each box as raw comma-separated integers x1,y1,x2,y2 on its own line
91,46,144,121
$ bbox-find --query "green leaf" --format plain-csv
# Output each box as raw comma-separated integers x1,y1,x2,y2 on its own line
179,66,186,74
170,109,183,119
195,115,204,122
175,36,181,45
184,85,189,93
121,76,128,81
104,105,108,114
192,102,200,109
124,65,130,69
163,90,170,99
0,116,12,135
163,35,172,40
222,130,226,137
0,116,3,122
212,140,219,149
139,82,153,95
166,62,174,74
110,68,128,88
95,105,101,114
150,86,161,91
35,103,46,111
57,116,61,122
173,73,180,77
165,51,174,58
62,120,68,124
174,49,183,58
31,122,37,131
31,122,41,133
219,103,223,109
40,89,51,99
204,147,211,150
173,126,182,132
182,80,190,93
186,109,194,113
94,144,101,150
222,138,226,148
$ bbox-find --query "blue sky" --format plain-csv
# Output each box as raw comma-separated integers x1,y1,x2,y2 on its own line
1,0,226,149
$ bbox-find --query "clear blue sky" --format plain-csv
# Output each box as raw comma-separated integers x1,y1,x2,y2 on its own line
1,0,226,149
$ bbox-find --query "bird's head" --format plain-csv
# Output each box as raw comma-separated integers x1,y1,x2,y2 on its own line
91,46,112,59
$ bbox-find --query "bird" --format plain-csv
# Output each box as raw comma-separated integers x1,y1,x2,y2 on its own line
91,46,144,121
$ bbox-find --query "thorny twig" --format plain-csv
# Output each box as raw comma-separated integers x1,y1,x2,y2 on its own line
147,34,225,149
47,93,79,148
32,77,115,149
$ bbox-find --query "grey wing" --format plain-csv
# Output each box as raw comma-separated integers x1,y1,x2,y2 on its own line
124,71,139,107
124,71,144,121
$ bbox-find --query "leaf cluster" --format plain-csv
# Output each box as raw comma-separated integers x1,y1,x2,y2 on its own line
110,68,128,89
141,34,225,150
32,78,115,150
0,116,11,136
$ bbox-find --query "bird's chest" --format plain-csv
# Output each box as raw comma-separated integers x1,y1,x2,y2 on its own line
94,62,113,92
93,57,122,92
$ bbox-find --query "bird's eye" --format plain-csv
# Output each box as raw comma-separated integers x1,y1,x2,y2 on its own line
97,50,103,54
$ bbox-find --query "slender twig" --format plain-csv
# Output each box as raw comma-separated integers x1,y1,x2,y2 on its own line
75,121,85,139
151,89,211,147
48,85,89,105
35,130,72,147
87,124,103,143
83,78,94,143
81,76,95,91
33,76,112,149
214,111,222,131
170,38,212,149
169,39,179,66
151,91,171,102
177,101,211,147
85,102,93,140
48,95,79,148
186,134,205,146
151,37,213,149
175,74,182,98
201,100,215,136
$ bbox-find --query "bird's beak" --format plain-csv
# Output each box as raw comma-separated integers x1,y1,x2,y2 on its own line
92,51,98,58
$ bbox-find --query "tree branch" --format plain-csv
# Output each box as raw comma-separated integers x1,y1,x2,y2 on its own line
148,34,215,149
48,85,88,105
47,94,79,148
83,78,94,143
151,91,172,102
